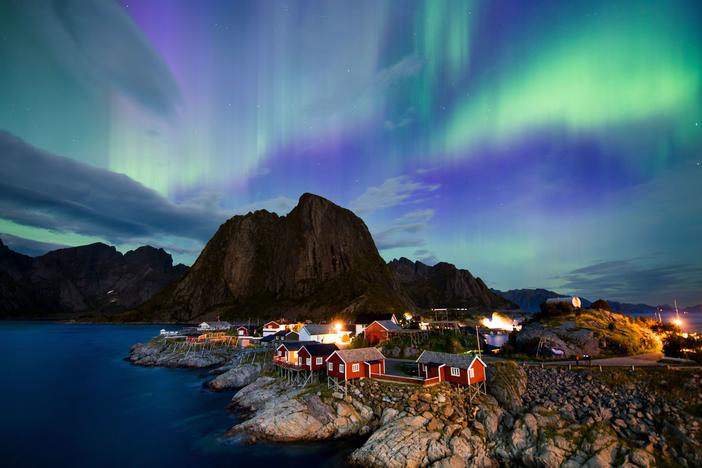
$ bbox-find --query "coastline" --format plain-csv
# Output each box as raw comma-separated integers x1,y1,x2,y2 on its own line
128,338,702,467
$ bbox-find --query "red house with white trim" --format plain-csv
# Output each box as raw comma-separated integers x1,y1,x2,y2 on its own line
263,319,292,336
297,343,339,370
364,320,403,345
326,348,385,382
416,350,487,386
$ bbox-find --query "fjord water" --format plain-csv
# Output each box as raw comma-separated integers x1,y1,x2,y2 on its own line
0,322,355,467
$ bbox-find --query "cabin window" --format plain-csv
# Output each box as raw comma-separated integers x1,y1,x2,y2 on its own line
450,367,460,377
469,368,475,379
339,364,345,373
316,357,323,365
352,363,360,372
306,358,311,366
328,362,333,371
298,357,302,366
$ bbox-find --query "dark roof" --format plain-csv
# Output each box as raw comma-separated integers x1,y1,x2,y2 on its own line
302,324,335,335
300,343,339,356
274,330,287,337
276,341,316,351
333,347,385,363
260,334,276,342
371,320,402,332
416,351,485,369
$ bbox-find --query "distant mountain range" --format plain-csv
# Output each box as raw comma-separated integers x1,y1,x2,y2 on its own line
0,239,187,318
492,288,700,315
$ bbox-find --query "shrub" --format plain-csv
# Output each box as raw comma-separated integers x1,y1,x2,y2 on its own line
534,301,574,320
591,299,611,311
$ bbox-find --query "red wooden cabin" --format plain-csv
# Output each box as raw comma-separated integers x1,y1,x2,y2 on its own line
416,350,487,386
297,343,339,370
364,320,403,345
326,348,385,381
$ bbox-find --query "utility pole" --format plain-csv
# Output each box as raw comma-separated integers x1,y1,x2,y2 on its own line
475,325,482,357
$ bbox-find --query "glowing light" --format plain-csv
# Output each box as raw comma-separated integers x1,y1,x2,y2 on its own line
672,318,684,328
404,312,413,321
481,312,521,332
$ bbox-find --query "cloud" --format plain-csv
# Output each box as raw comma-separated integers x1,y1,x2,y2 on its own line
373,209,435,251
0,131,223,245
413,249,439,266
0,233,68,257
375,56,424,88
555,257,702,305
10,0,180,114
350,176,440,215
232,196,297,216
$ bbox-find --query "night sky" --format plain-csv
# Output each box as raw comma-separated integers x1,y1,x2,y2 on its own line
0,0,700,305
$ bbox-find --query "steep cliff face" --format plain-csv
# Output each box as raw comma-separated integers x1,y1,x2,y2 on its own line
135,193,413,321
388,257,513,310
0,240,187,317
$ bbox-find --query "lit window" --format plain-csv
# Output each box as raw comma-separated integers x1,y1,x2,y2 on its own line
298,357,302,366
469,368,475,379
352,363,360,372
340,364,345,373
306,358,311,366
316,357,323,365
328,362,333,371
450,367,460,377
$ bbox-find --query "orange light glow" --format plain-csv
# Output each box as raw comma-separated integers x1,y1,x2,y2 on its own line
481,312,521,332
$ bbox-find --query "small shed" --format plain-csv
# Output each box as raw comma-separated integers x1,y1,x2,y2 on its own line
297,343,339,370
263,319,292,336
326,348,385,382
416,350,487,386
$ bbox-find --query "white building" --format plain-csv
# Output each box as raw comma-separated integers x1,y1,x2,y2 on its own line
197,321,232,331
299,324,352,344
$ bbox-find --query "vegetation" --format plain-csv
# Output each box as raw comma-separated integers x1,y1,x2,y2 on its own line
379,330,484,358
533,301,576,320
590,299,611,311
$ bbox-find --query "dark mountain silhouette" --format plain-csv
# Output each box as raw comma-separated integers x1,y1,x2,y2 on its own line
388,257,514,310
126,193,413,322
0,239,187,318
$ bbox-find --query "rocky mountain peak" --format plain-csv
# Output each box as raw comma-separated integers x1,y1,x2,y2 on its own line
135,193,412,322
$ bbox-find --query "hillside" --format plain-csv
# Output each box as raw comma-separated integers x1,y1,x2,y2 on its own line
515,308,661,357
125,193,414,322
389,257,514,310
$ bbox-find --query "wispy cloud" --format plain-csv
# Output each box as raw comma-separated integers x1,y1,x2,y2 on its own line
373,209,435,251
555,256,702,305
350,175,440,215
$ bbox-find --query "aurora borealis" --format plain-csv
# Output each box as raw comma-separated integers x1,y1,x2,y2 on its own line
0,0,700,305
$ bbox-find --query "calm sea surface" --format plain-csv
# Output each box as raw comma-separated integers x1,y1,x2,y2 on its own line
0,322,358,467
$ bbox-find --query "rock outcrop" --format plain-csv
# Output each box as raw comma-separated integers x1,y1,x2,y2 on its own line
128,340,235,368
0,239,187,317
228,377,375,442
389,257,513,310
208,362,268,391
132,193,413,322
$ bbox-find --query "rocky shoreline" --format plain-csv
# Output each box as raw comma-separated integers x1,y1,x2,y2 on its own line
227,364,702,467
129,341,702,466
